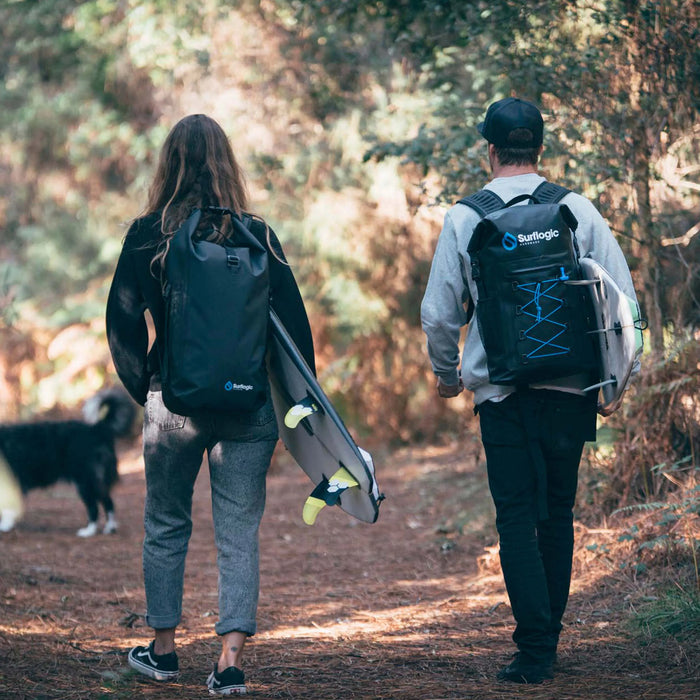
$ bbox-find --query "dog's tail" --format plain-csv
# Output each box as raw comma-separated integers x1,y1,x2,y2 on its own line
82,388,136,438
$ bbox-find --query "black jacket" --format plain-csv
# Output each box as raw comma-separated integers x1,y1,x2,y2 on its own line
106,212,315,406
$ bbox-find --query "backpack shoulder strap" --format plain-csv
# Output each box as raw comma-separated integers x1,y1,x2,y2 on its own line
532,181,570,204
456,191,504,324
457,189,506,218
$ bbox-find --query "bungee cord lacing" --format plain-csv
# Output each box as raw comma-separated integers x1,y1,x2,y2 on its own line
518,267,571,360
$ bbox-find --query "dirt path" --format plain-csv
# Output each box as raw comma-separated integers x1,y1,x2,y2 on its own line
1,438,698,699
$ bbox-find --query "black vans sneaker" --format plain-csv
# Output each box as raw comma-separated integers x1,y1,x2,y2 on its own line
206,664,247,695
497,652,554,684
127,641,180,681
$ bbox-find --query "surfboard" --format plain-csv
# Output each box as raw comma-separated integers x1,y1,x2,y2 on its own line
267,310,382,525
576,258,644,416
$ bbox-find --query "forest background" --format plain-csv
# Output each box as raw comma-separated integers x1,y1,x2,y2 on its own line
1,0,699,639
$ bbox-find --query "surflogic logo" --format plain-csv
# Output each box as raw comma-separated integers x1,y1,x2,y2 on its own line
502,232,518,251
502,229,560,250
224,381,254,392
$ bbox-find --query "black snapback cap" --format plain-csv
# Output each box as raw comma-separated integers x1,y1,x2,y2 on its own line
477,97,544,148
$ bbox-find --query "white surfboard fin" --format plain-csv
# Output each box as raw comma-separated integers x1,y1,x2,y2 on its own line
284,395,320,429
302,466,359,525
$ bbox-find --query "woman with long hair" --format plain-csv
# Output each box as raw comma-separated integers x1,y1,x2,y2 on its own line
106,114,315,695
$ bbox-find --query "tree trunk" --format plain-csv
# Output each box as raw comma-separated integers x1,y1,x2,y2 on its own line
625,0,665,357
630,124,665,357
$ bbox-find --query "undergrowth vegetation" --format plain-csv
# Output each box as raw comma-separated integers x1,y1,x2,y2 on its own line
629,584,700,642
578,335,700,638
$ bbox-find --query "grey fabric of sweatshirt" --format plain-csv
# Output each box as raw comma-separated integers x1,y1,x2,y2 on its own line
421,173,638,406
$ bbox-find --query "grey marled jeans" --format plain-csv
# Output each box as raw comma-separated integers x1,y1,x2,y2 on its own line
141,388,278,636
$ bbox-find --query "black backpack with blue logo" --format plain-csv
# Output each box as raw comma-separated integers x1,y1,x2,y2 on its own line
461,182,598,385
161,206,270,416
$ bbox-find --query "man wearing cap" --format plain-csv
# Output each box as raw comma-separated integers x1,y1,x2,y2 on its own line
421,97,637,683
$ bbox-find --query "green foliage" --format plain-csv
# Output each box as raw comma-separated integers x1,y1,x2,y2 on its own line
262,0,396,119
0,262,20,326
629,586,700,641
0,0,212,324
359,0,700,195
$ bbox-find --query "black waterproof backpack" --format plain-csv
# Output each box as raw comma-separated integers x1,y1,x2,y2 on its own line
161,207,270,415
461,182,598,386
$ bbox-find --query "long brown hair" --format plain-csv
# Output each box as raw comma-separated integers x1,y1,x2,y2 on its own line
145,114,280,274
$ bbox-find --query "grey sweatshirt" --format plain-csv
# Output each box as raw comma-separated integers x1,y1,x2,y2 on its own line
420,173,638,406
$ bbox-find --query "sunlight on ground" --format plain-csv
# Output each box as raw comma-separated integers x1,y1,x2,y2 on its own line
260,571,508,644
117,449,145,475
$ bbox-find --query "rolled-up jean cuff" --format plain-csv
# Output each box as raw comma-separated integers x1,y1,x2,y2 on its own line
146,612,181,630
216,619,256,637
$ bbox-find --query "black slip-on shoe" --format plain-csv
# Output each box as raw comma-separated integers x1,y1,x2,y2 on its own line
127,641,180,681
497,652,554,684
206,664,247,695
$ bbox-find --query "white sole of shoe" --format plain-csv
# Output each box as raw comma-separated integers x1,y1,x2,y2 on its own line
128,652,180,682
206,671,247,695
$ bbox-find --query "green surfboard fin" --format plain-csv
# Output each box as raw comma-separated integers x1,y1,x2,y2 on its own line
302,466,359,525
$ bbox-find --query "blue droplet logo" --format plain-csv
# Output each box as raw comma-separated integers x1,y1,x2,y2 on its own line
224,381,233,392
502,232,518,251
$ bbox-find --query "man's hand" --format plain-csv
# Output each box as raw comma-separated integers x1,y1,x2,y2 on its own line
436,376,464,398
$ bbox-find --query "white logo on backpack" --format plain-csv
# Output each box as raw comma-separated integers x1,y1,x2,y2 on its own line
517,228,560,245
224,381,254,392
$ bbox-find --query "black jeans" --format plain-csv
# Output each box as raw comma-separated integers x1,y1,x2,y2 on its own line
478,389,597,662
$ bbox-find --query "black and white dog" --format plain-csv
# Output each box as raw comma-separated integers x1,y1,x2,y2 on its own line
0,388,135,537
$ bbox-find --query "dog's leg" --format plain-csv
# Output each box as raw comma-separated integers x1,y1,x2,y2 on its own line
103,510,118,534
76,482,100,538
102,495,118,534
77,521,99,537
99,492,118,534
